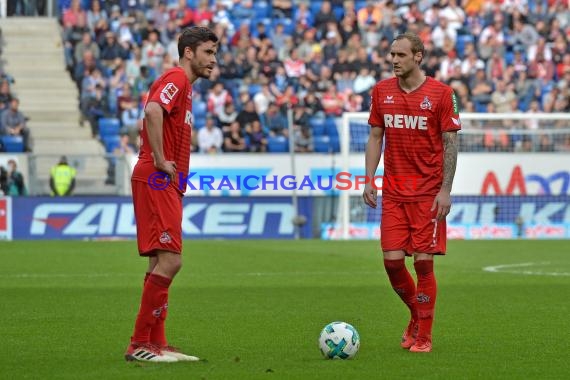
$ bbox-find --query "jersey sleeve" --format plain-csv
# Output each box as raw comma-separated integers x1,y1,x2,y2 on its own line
148,70,186,114
368,84,384,128
439,87,462,133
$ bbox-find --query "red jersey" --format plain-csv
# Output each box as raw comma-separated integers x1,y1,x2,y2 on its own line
368,77,461,201
132,67,193,194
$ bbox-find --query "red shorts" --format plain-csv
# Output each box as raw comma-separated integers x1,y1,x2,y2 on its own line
132,179,183,256
380,197,446,255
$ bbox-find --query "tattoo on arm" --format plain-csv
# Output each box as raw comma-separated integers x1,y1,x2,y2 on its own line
442,132,458,192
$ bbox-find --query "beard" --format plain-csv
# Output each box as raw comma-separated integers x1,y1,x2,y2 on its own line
191,61,211,79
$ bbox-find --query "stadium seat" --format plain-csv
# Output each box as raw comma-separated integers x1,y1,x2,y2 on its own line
325,117,338,138
102,135,121,153
310,1,323,15
455,35,474,59
1,135,24,152
253,1,269,19
193,101,207,119
333,6,344,20
309,117,326,136
194,116,206,129
314,135,331,153
355,0,367,10
249,83,262,98
330,136,340,153
267,136,289,152
98,118,120,137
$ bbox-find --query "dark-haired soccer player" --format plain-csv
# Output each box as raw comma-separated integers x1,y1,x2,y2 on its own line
126,26,218,362
363,32,460,353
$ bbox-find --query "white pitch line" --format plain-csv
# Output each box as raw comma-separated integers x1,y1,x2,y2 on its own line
483,262,570,277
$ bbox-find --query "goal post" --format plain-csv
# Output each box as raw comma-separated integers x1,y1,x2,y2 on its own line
336,112,570,240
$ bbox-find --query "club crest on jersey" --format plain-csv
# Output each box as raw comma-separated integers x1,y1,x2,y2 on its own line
384,95,395,104
420,96,432,110
159,231,172,244
160,83,179,104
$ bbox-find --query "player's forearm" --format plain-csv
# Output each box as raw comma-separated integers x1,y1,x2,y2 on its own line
144,102,166,164
441,131,458,192
365,128,384,179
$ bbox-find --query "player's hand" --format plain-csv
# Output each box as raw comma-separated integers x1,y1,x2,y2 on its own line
363,183,377,209
154,159,177,181
431,190,451,220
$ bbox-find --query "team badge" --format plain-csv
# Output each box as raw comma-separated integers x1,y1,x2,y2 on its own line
420,96,432,110
417,293,431,303
159,231,172,244
159,83,179,104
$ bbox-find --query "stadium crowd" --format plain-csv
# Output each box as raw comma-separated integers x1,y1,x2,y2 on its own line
57,0,570,154
0,26,33,153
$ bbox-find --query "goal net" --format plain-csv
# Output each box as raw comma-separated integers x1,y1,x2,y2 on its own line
329,112,570,240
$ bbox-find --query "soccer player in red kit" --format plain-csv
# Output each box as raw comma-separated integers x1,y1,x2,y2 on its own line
363,33,460,353
125,26,218,362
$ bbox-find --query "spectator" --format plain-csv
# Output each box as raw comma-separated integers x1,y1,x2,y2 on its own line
50,156,76,197
469,68,494,106
218,102,239,131
5,159,27,196
491,80,517,113
121,102,140,139
86,0,108,32
170,0,194,29
263,103,289,137
247,120,268,152
237,100,260,131
113,133,137,156
0,165,7,195
223,121,247,152
294,127,314,153
1,98,32,152
0,80,14,112
207,82,232,116
74,32,101,67
357,0,382,30
198,115,223,153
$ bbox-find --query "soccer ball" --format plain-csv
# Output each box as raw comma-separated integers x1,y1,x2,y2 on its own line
318,321,360,359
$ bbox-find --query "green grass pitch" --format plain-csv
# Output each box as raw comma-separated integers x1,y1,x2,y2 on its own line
1,240,569,379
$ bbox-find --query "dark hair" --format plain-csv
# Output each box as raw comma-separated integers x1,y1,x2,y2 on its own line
178,26,219,59
393,32,425,63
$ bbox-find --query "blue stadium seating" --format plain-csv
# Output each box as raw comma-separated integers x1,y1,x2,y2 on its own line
325,117,338,138
1,135,24,152
267,136,289,152
333,6,344,20
98,118,120,137
194,116,206,129
309,117,326,136
310,1,323,15
330,136,340,153
456,35,475,59
102,135,121,153
193,101,207,119
314,135,331,153
253,1,270,19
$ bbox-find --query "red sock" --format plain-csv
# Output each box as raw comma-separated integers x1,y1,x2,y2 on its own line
384,259,418,320
414,260,437,340
142,273,168,347
131,274,171,345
